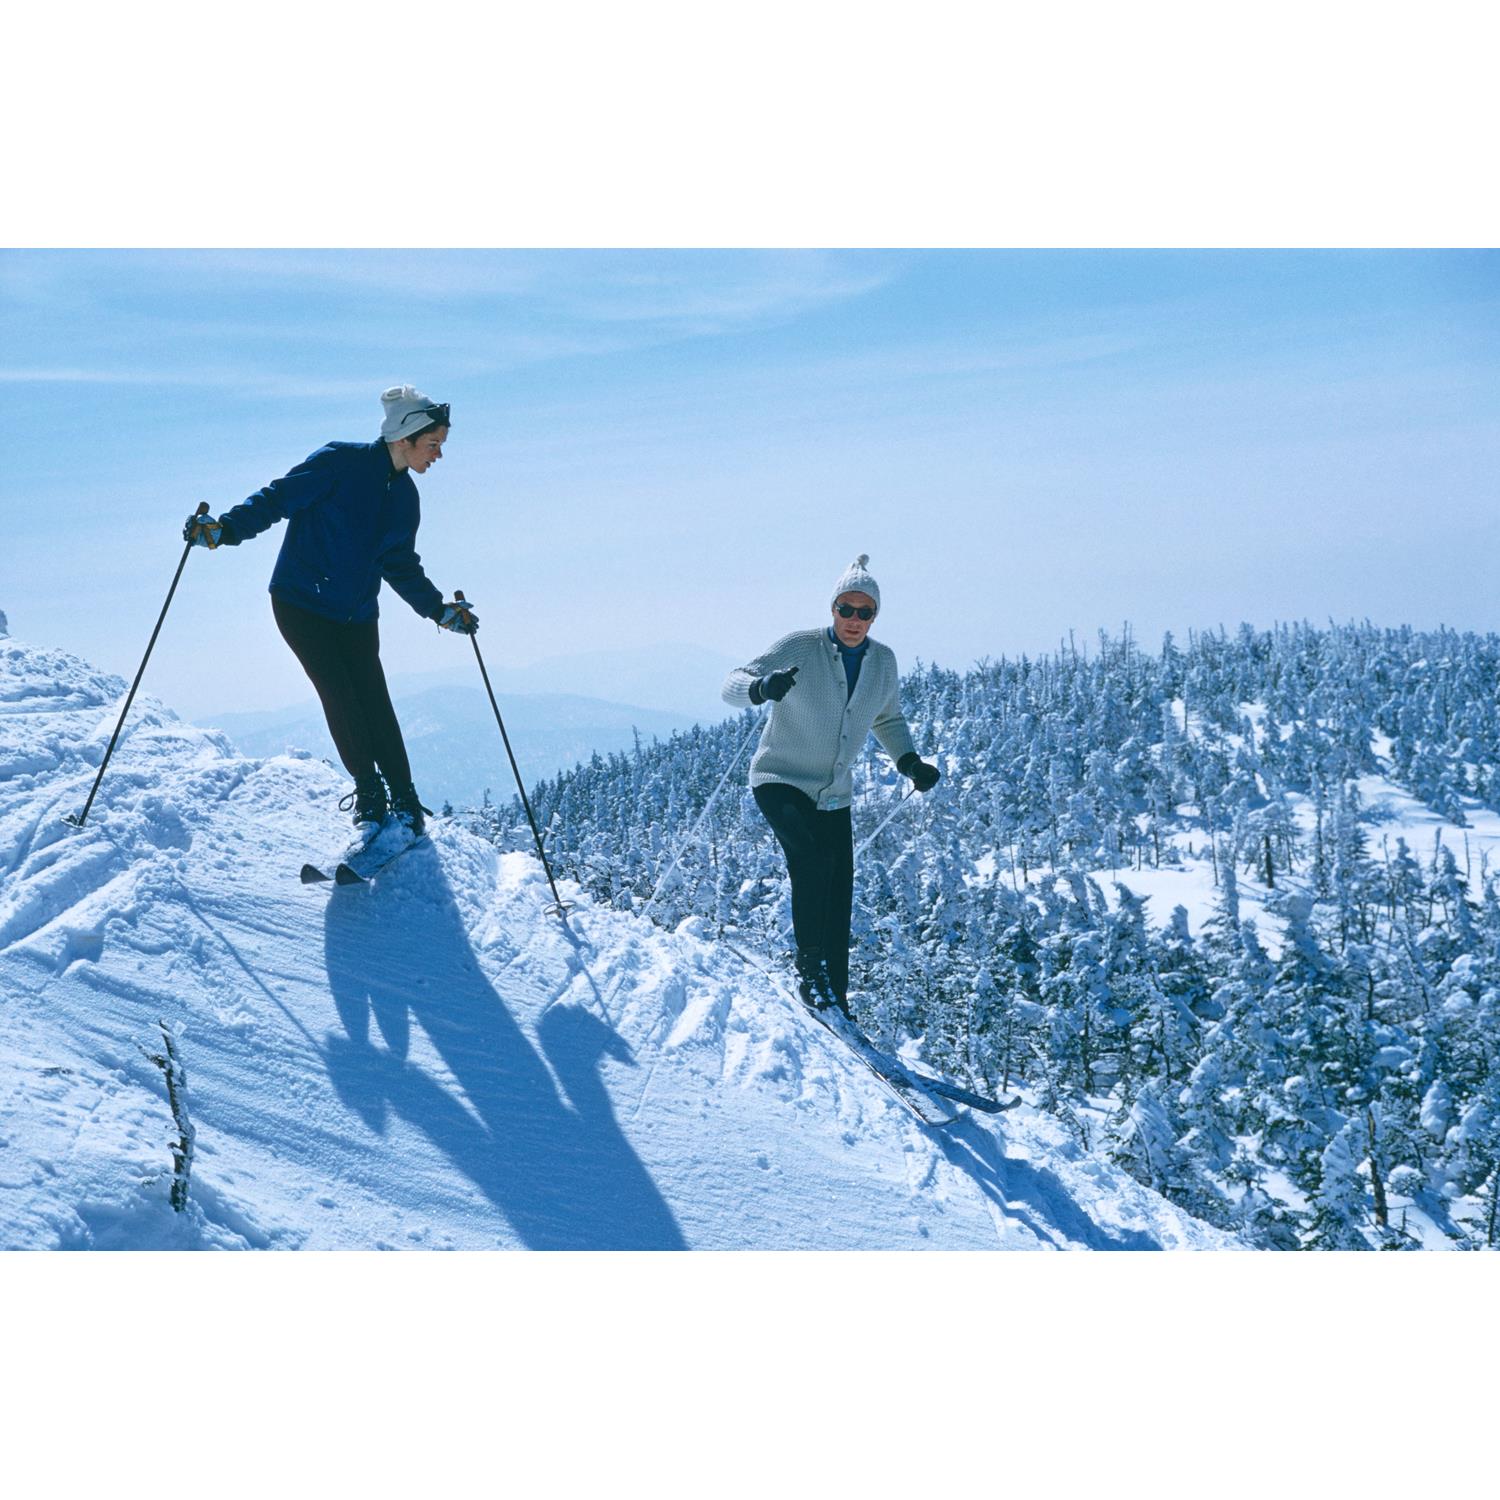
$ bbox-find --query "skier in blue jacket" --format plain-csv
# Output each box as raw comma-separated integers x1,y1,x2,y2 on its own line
184,385,476,839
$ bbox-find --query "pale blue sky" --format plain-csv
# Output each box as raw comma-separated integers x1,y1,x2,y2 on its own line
2,249,1496,719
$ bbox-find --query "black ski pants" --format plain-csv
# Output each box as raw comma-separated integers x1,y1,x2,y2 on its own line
753,782,854,1001
272,596,413,790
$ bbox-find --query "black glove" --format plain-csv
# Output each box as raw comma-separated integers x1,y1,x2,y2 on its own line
751,666,799,704
898,752,940,792
437,600,479,634
184,513,233,549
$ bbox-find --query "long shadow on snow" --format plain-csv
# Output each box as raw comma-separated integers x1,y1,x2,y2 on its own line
935,1116,1164,1251
319,846,685,1250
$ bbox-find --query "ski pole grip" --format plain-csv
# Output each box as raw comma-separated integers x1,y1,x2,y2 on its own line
454,590,467,602
194,502,209,517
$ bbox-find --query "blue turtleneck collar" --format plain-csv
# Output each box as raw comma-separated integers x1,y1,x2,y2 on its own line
827,625,868,696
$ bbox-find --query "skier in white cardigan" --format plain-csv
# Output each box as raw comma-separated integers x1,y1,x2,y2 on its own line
721,555,941,1016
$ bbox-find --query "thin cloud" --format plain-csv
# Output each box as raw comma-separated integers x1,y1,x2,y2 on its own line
4,248,904,335
155,250,546,300
184,248,903,327
538,252,903,328
0,366,374,400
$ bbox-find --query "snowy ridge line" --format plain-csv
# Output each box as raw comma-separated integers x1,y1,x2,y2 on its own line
0,751,256,958
1,622,1238,1249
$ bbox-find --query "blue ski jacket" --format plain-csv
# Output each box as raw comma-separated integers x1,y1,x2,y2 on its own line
216,440,445,625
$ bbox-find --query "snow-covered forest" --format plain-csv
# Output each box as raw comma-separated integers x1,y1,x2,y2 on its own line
469,622,1500,1250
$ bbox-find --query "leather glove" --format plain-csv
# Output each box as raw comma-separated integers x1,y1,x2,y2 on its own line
898,752,941,792
752,666,799,704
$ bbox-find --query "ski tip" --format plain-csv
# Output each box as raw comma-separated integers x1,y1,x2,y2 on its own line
300,864,332,884
334,864,367,886
964,1094,1022,1114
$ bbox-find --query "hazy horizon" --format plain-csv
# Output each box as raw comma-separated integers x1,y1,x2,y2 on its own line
4,249,1496,724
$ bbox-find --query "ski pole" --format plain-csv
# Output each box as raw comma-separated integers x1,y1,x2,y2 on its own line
66,503,210,829
854,784,918,857
454,591,573,917
641,704,766,921
853,746,946,858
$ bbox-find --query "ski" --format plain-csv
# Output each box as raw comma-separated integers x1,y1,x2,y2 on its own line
807,1008,1019,1115
905,1070,1021,1114
824,1020,1020,1116
335,831,426,884
721,941,1023,1120
301,848,380,884
300,825,424,887
803,1003,962,1128
719,941,961,1127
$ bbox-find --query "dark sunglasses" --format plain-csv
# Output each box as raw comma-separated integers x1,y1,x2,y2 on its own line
834,603,876,621
422,403,450,426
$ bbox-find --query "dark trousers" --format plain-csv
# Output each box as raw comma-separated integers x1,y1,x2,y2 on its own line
272,596,413,789
753,782,854,1000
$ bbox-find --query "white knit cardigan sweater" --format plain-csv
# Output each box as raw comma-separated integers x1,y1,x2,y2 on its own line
720,628,917,811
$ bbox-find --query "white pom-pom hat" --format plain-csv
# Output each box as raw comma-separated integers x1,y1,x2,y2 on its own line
830,554,880,612
380,384,448,442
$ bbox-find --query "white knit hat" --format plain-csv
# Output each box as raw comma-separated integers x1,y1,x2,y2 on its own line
380,384,448,442
831,554,880,612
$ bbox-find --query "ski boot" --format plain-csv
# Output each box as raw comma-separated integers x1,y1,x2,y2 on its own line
387,781,432,838
794,949,843,1015
822,983,854,1023
338,773,389,838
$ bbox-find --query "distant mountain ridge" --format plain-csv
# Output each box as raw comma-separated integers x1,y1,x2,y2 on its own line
438,640,742,725
198,638,743,807
205,685,701,810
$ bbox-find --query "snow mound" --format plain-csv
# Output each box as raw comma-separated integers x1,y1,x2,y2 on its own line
0,627,1237,1250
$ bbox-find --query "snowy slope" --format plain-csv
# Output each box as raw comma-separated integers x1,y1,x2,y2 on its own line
1074,706,1500,957
0,623,1236,1250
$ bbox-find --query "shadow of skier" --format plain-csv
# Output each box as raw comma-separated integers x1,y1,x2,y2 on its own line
936,1116,1165,1251
318,846,686,1250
